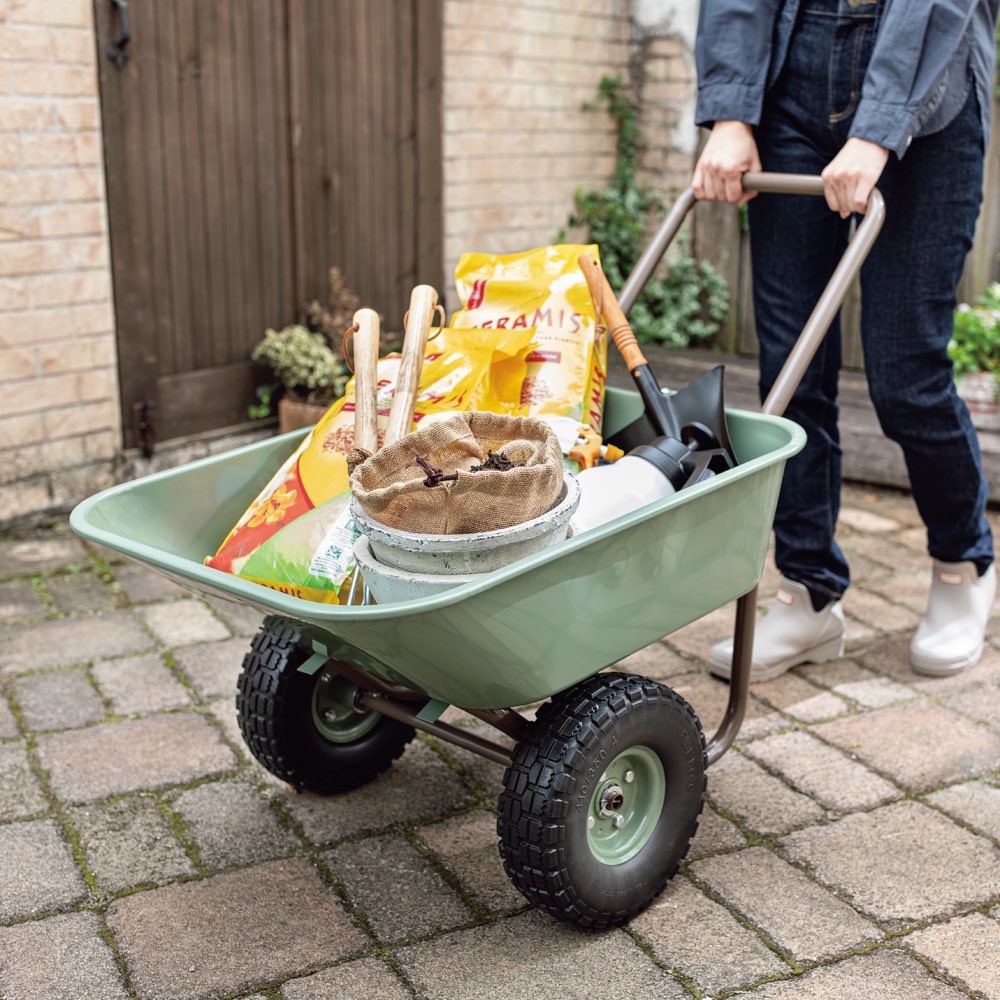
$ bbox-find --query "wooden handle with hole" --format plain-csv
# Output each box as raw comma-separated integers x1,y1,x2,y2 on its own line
385,284,438,446
578,254,648,374
352,308,380,455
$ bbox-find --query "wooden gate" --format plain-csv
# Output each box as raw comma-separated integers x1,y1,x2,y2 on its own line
95,0,442,450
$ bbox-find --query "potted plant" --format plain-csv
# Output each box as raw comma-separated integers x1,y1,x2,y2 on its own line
950,282,1000,431
249,267,358,432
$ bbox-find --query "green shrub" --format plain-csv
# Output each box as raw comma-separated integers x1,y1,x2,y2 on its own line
949,282,1000,379
564,76,728,347
251,324,348,408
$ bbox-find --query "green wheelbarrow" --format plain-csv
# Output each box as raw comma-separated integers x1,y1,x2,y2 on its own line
71,174,884,929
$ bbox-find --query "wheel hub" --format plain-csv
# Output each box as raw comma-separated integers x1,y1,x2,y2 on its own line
311,669,379,743
585,746,666,866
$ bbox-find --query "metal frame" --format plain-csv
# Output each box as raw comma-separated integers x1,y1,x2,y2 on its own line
305,172,885,770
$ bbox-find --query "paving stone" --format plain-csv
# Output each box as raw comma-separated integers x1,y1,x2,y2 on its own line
12,669,105,731
0,579,45,621
0,537,88,575
417,810,524,912
398,909,689,1000
744,730,900,811
780,800,1000,925
814,701,1000,791
69,797,197,894
137,599,231,645
841,587,920,633
841,485,921,527
707,752,824,835
837,505,901,533
202,695,250,759
202,593,264,637
843,616,878,646
38,712,237,803
0,612,153,674
668,672,777,740
926,779,1000,841
751,672,851,721
616,640,693,681
280,740,474,843
326,833,472,941
45,572,117,613
866,571,932,613
665,603,737,660
0,741,46,820
174,779,298,870
172,637,250,699
943,685,1000,732
840,534,928,575
0,818,87,920
91,653,193,715
834,675,919,708
629,877,788,994
0,912,128,1000
738,949,968,999
907,911,1000,997
691,847,881,963
858,634,1000,693
797,658,876,689
0,692,19,738
687,803,747,858
106,858,365,1000
281,958,411,1000
114,563,190,603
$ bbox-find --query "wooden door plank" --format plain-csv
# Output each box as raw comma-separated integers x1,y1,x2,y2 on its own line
414,0,443,294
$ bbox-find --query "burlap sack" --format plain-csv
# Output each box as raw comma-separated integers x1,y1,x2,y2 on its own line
350,412,563,535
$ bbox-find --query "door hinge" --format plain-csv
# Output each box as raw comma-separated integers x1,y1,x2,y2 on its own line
134,401,155,458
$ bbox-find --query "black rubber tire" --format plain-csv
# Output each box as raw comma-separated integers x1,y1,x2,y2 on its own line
236,616,415,794
497,673,706,929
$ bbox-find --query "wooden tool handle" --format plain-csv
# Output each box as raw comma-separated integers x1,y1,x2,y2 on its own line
352,308,380,455
578,254,648,374
385,284,438,446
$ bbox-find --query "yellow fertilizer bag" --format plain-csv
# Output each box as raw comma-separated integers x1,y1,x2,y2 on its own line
452,244,608,436
205,325,535,602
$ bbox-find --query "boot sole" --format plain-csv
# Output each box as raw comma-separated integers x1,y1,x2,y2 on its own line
707,635,845,683
909,640,984,677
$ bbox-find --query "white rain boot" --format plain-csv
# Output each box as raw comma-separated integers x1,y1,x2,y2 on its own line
708,577,845,683
909,561,996,676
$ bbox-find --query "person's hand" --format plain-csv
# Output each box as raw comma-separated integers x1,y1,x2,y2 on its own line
692,121,762,205
821,138,889,217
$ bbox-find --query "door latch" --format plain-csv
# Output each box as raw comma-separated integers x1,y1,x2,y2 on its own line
107,0,131,69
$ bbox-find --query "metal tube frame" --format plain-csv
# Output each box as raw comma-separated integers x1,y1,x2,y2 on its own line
620,172,885,765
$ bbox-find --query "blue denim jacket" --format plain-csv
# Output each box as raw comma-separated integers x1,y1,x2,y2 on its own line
695,0,1000,157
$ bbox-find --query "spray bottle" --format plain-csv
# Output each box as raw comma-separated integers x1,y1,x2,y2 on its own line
570,256,738,533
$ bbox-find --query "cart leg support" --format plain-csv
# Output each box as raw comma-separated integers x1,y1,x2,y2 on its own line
705,586,756,765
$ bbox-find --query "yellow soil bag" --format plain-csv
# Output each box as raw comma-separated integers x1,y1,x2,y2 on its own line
452,244,608,434
205,325,535,602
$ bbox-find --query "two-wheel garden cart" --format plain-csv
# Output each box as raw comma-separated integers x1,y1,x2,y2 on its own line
71,174,884,928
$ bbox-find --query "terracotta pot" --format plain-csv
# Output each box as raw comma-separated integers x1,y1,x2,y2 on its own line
278,397,329,433
956,370,1000,432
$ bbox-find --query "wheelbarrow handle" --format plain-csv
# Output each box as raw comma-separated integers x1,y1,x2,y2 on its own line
617,171,886,420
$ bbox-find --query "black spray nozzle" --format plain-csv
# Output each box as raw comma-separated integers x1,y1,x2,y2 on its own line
623,365,739,490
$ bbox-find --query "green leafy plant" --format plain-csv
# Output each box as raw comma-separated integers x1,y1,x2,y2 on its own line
949,282,1000,380
249,266,357,418
564,75,728,347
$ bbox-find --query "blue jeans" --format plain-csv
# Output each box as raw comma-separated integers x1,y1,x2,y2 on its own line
748,0,994,606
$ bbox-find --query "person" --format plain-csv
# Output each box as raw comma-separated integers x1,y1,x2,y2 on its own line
693,0,1000,681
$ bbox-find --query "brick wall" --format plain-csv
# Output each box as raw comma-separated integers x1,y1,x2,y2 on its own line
0,0,119,522
441,0,631,311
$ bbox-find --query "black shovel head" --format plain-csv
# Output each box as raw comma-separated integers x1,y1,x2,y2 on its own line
608,364,739,469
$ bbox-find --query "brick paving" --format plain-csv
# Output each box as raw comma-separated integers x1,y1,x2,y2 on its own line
0,484,997,999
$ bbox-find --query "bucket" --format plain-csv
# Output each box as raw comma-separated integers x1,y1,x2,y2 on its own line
353,535,483,604
350,471,581,575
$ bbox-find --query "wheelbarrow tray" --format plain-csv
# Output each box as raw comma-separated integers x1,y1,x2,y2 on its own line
71,386,804,709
